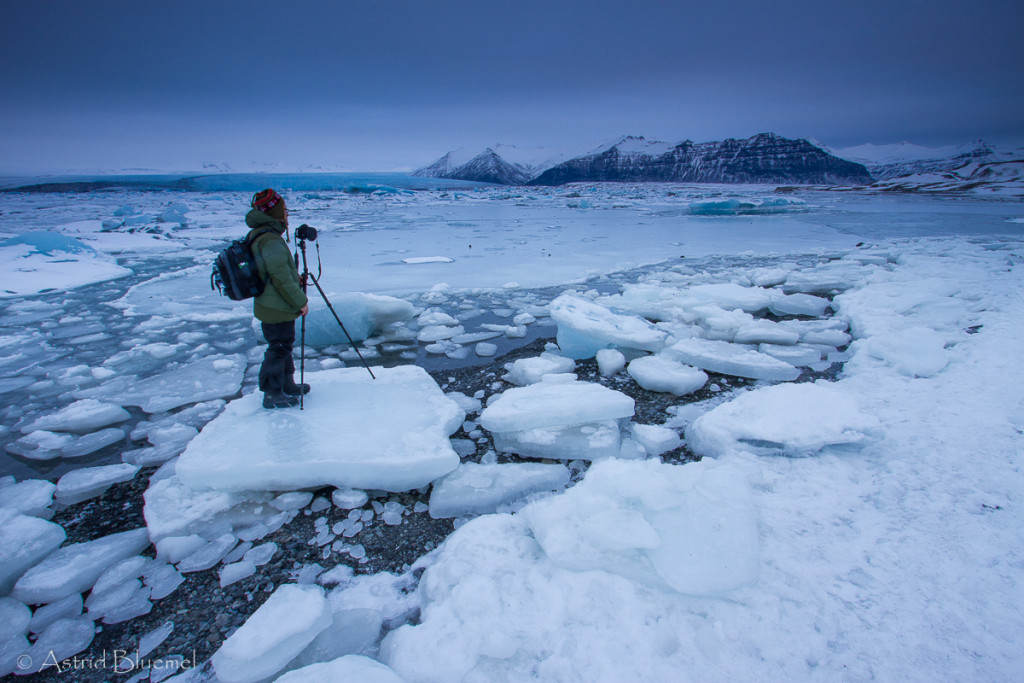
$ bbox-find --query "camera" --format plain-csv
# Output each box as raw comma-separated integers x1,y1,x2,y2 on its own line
295,224,318,241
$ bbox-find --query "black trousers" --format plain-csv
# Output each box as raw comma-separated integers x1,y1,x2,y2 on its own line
259,320,296,394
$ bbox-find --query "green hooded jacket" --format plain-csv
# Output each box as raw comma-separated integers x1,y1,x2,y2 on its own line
244,209,308,323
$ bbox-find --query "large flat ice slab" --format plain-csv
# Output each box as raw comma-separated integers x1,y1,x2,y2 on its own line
479,377,635,433
176,365,463,493
686,381,883,458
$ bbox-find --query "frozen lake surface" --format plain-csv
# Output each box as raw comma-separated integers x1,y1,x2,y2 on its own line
0,176,1022,681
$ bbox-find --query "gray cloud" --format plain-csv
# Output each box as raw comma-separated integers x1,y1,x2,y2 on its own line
3,0,1022,171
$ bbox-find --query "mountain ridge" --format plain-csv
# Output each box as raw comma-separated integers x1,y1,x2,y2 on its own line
415,133,874,186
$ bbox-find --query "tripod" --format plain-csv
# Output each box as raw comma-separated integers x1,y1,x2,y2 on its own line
295,225,376,409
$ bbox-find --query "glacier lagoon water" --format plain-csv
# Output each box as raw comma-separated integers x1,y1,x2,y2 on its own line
0,178,1021,484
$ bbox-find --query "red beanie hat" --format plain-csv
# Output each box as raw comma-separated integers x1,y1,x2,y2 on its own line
251,189,286,219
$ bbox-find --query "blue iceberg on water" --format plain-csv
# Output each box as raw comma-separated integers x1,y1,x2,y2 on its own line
0,232,96,256
689,196,807,216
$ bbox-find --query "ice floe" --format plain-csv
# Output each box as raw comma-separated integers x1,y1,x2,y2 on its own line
11,527,150,605
428,462,571,518
0,510,66,595
549,293,667,359
174,365,462,493
686,381,883,458
212,583,332,683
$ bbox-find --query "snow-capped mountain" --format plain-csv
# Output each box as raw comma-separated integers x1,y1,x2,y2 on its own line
829,140,999,180
866,159,1024,196
416,133,873,186
824,140,1024,194
413,141,603,185
415,148,534,185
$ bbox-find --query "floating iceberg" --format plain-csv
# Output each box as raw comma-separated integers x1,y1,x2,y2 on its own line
301,293,415,347
686,381,883,458
111,264,248,321
0,231,95,256
97,354,247,414
175,365,463,493
689,196,806,215
20,399,129,434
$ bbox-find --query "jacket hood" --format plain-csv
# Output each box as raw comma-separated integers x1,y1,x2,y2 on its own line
245,209,287,234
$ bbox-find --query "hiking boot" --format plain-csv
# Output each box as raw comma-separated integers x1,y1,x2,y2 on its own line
283,382,311,397
262,392,300,409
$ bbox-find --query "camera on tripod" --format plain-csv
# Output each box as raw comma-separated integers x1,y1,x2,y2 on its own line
296,224,318,242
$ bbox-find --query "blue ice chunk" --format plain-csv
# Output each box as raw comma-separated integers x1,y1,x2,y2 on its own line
159,205,188,223
303,302,375,347
0,232,95,256
689,199,753,215
689,197,806,216
300,293,415,347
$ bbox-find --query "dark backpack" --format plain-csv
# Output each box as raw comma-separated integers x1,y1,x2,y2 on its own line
210,228,275,301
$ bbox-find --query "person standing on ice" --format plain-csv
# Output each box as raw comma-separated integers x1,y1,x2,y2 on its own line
246,189,311,409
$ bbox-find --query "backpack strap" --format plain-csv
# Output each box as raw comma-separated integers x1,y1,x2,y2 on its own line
246,227,282,289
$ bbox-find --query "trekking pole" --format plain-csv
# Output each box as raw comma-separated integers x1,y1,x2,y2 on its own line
299,285,309,410
296,242,309,409
296,230,376,380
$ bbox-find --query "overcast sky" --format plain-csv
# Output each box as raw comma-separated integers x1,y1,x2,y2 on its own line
2,0,1022,173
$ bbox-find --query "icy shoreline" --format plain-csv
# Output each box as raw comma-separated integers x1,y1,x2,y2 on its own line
1,185,1022,681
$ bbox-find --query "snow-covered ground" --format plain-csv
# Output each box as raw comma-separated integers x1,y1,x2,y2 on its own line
0,178,1022,681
